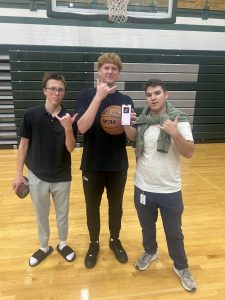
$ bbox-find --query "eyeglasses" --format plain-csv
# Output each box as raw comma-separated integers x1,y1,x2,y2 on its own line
45,87,65,94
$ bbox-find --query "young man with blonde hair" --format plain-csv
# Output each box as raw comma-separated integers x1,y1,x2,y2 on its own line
75,53,136,268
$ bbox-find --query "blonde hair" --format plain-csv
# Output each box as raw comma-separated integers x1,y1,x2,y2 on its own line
97,53,122,71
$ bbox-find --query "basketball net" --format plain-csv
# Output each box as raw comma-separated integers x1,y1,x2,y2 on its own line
107,0,129,23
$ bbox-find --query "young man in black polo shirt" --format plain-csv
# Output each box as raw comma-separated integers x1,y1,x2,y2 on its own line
75,53,137,268
12,72,77,266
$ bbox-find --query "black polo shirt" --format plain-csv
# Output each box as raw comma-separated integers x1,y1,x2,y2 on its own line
75,88,134,171
20,104,77,182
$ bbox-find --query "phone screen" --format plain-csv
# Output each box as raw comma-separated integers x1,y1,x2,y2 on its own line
121,105,131,125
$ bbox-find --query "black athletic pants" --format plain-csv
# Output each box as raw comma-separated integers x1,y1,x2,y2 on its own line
82,170,127,242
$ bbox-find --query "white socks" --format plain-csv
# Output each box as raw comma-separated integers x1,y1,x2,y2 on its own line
29,246,49,266
29,242,75,265
59,241,75,261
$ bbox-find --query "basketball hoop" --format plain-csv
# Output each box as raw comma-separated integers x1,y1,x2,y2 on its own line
107,0,129,23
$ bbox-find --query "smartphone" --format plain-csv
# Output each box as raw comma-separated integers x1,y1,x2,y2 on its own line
121,104,131,126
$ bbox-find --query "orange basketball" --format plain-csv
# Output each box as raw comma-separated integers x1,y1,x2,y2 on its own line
100,105,124,135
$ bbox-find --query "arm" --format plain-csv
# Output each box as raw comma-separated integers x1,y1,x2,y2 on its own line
158,116,195,159
64,127,76,153
56,113,77,152
123,125,137,141
171,131,195,159
77,80,116,134
12,137,29,191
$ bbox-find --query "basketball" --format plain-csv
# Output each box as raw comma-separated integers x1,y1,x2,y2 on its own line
16,176,29,199
100,105,124,135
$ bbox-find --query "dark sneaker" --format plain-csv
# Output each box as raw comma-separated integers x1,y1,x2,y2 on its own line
173,266,197,292
84,241,99,269
135,252,157,271
109,238,128,263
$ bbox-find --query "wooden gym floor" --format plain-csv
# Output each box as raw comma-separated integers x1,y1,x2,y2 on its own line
0,143,225,299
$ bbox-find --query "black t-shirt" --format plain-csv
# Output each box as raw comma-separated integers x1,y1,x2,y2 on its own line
20,104,77,182
75,88,134,171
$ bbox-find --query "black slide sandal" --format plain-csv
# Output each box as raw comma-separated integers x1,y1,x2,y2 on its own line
29,246,53,267
56,245,76,262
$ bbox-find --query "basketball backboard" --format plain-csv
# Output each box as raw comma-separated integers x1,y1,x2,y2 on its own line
47,0,177,23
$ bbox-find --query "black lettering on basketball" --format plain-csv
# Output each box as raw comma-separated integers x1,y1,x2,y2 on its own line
103,119,117,124
104,109,120,117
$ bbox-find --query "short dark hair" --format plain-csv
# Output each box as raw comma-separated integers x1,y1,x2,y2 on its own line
144,79,167,94
42,72,67,90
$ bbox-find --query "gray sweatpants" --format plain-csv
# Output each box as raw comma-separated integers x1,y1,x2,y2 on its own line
28,170,71,248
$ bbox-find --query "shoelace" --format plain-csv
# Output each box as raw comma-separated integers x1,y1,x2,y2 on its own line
142,252,152,263
181,269,193,281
